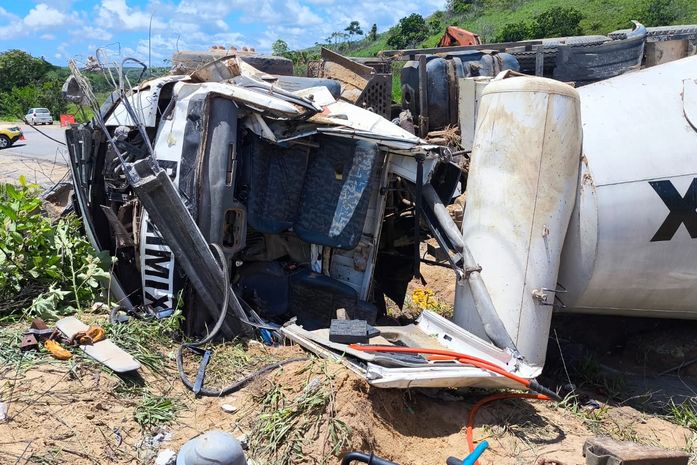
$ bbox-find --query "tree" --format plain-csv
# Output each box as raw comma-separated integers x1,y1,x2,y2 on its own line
272,39,290,57
530,6,584,38
386,13,429,49
368,23,378,41
428,11,445,34
345,21,364,43
0,50,55,93
446,0,474,15
636,0,677,27
495,21,532,42
0,50,66,119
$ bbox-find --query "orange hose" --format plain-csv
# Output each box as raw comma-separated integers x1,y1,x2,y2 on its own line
466,393,551,465
348,344,555,465
348,344,532,387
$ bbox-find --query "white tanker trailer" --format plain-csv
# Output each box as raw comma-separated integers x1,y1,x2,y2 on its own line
453,54,697,374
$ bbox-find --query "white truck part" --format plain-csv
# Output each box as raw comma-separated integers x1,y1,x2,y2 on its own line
454,74,582,368
558,55,697,318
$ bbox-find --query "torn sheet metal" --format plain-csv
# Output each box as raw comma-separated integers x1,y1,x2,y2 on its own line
282,311,540,389
170,81,318,120
105,75,188,127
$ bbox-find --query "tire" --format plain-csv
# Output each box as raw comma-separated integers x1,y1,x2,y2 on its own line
610,24,697,41
0,135,10,149
49,121,53,125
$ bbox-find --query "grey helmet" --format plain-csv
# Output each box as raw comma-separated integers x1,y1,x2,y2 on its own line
177,431,247,465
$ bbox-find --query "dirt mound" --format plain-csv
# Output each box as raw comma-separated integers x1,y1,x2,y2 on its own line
2,344,694,465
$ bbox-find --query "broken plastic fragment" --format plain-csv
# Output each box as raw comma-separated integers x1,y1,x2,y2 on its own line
44,339,73,360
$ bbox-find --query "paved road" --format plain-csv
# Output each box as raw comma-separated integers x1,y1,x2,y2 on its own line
2,123,69,165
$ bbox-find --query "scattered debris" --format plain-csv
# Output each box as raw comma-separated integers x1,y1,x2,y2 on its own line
583,436,690,465
56,316,141,372
221,403,238,413
44,339,72,360
0,401,7,422
155,449,177,465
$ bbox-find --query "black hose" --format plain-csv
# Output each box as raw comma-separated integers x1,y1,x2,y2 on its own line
341,452,400,465
176,242,307,397
176,352,308,397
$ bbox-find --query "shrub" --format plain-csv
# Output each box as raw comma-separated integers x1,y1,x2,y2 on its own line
0,178,110,319
495,21,533,42
636,0,677,27
386,14,429,49
531,6,584,38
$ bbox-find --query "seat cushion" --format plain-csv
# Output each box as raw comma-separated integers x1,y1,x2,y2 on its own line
294,137,380,250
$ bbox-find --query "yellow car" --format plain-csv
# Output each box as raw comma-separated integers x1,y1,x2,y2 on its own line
0,125,24,149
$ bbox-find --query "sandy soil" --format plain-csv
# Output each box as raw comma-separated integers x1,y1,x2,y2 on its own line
1,327,694,465
0,154,69,188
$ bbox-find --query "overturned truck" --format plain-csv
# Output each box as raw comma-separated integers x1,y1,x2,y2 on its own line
64,50,697,393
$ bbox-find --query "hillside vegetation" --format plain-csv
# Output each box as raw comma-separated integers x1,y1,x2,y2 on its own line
272,0,697,101
277,0,697,61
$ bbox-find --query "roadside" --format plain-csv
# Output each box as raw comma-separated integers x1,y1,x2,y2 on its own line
0,123,69,188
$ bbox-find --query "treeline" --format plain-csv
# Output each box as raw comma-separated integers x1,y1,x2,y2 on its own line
0,49,167,121
0,50,68,120
271,21,379,73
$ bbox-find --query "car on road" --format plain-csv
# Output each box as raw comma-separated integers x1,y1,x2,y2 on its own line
0,125,24,149
25,108,53,125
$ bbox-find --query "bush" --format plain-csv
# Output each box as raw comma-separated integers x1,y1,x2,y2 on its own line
428,11,446,34
636,0,677,27
0,178,110,319
495,21,532,42
531,6,584,38
496,6,584,42
447,0,474,15
386,13,429,49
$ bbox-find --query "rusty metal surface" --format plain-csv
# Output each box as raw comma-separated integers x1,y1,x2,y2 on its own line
438,26,481,47
321,47,374,76
382,40,543,60
583,436,689,465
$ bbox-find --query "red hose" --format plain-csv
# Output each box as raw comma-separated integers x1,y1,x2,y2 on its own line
466,393,551,465
348,344,532,388
348,344,556,465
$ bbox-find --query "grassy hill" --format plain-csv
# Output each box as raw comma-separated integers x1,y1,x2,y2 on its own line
337,0,697,57
306,0,697,101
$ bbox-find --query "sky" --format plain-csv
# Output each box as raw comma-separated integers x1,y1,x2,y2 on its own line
0,0,445,66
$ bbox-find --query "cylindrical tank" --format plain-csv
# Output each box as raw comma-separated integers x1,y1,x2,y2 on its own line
453,74,582,367
558,55,697,318
401,52,520,131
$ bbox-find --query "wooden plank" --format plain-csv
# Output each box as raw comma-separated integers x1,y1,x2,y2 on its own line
381,40,544,60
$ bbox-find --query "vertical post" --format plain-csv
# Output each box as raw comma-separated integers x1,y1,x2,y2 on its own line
535,45,544,77
414,154,424,280
417,54,429,138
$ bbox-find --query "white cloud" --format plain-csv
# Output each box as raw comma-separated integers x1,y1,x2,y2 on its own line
2,0,445,64
24,3,68,27
96,0,164,31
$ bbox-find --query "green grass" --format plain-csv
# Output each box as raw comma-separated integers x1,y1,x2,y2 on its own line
346,0,697,56
669,399,697,430
248,363,350,465
105,308,182,373
134,391,180,428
